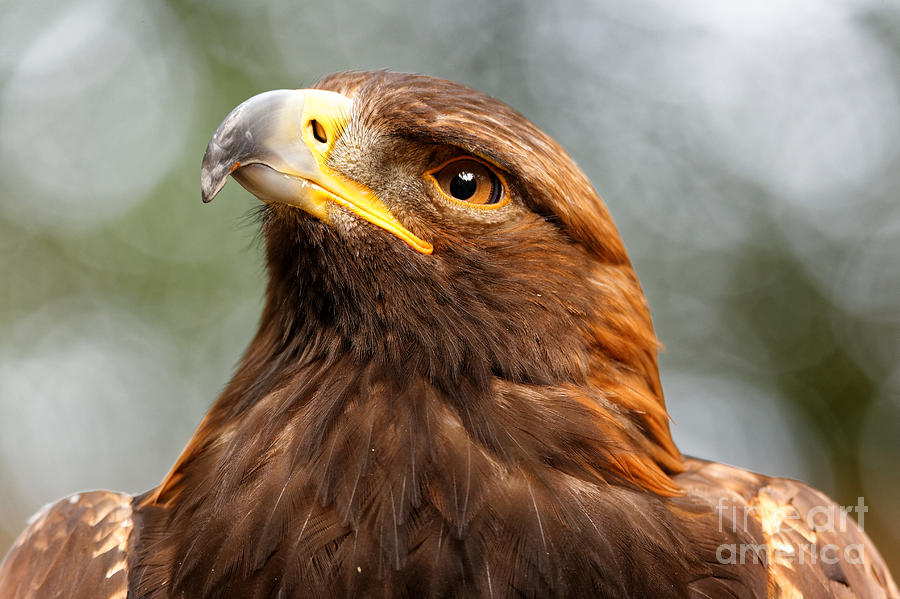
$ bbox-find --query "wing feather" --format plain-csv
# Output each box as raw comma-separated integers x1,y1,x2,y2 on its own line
678,458,899,599
0,491,133,599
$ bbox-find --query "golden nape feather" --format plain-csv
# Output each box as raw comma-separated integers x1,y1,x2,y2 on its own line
2,71,897,599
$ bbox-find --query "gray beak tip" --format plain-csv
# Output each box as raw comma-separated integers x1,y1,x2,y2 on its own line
199,89,306,205
200,140,231,204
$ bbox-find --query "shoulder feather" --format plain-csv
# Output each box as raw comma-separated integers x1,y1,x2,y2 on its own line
677,458,899,599
0,491,133,599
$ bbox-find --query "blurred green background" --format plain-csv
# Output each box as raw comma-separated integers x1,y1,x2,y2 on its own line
1,0,898,575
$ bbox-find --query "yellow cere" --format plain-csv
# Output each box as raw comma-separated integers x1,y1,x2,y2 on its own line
299,90,434,255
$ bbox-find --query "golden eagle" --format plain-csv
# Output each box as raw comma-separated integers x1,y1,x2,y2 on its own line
1,71,896,599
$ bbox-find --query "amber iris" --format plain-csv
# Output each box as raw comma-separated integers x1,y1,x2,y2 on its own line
432,158,503,206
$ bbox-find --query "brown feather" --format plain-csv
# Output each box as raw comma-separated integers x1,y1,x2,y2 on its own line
0,491,132,599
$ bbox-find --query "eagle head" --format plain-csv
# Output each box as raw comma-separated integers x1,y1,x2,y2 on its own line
201,73,667,448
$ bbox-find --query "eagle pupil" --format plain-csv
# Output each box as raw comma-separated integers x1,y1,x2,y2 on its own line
450,172,477,200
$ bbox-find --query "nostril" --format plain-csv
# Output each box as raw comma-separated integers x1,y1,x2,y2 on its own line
310,119,327,144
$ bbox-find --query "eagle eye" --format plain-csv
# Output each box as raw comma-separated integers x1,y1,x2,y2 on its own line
429,158,508,208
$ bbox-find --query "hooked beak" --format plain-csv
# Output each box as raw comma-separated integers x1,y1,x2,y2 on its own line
200,89,433,254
